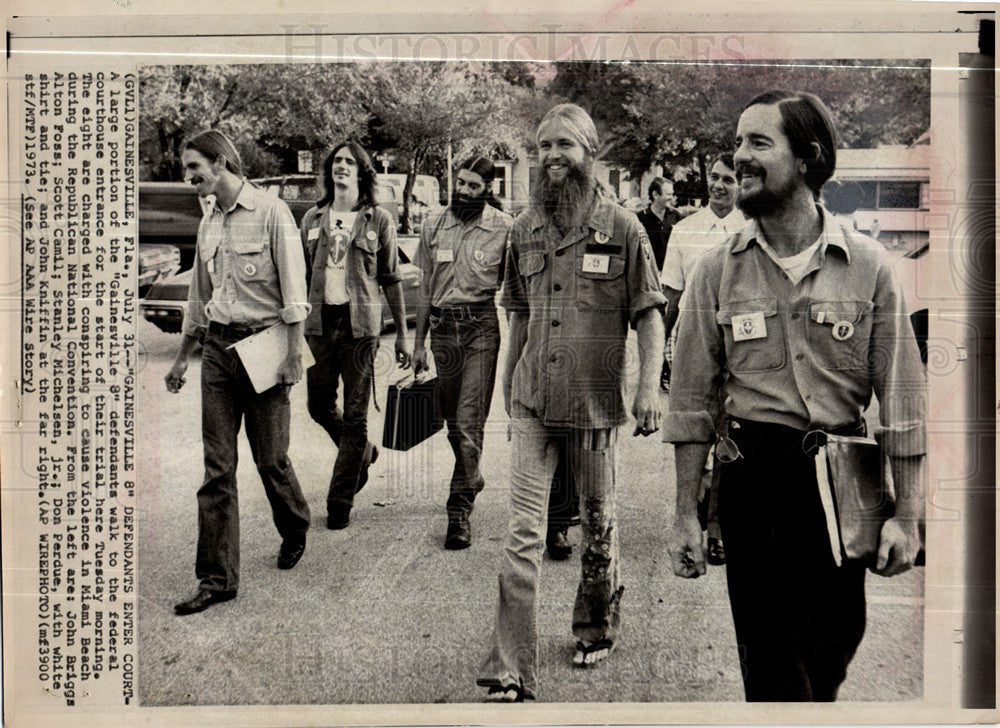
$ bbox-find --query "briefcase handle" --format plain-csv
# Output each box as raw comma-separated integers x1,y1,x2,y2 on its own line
390,371,434,389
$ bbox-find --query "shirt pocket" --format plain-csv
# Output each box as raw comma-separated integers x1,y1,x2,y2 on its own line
352,230,378,277
231,238,273,282
808,299,874,370
716,297,784,373
575,253,626,309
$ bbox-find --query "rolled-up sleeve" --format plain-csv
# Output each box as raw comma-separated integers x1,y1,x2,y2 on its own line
183,218,212,338
662,251,726,444
499,221,529,314
375,209,404,288
626,220,667,328
270,202,311,324
870,259,927,456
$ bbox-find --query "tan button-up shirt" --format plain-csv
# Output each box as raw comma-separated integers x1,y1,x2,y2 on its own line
184,183,311,336
501,193,666,428
662,206,926,457
414,204,514,307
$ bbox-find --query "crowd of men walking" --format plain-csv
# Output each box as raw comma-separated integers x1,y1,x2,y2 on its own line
163,89,926,703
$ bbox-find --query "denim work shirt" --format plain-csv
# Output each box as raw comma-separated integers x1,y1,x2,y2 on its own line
662,205,926,457
184,182,311,337
501,193,667,429
300,204,403,338
414,205,514,307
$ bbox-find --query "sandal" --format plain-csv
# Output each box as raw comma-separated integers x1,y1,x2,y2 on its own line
572,639,615,668
476,677,531,703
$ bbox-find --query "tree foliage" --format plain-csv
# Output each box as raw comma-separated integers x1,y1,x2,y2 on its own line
140,59,930,208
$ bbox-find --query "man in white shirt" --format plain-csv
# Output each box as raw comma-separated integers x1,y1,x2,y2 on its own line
660,152,745,566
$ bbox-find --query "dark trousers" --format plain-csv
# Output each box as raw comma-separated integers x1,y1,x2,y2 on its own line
429,309,501,519
196,332,311,592
718,419,868,701
306,304,377,511
547,437,580,532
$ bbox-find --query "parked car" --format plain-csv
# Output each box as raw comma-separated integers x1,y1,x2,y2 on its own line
139,181,206,272
141,233,423,334
253,174,403,228
138,242,181,298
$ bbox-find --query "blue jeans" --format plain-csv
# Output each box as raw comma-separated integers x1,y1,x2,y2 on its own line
196,331,311,592
429,309,501,519
306,304,377,511
479,410,623,697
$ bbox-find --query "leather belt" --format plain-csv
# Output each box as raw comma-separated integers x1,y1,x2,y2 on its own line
430,302,494,322
207,321,269,342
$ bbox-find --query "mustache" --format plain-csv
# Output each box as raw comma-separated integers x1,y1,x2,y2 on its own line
736,163,764,180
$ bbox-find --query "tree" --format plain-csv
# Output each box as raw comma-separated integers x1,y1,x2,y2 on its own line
139,64,368,180
354,62,523,232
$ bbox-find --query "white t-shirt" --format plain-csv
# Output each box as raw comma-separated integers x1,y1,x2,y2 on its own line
324,210,358,305
660,207,747,291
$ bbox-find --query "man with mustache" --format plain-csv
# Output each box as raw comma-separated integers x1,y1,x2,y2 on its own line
411,156,513,550
166,130,312,615
477,104,666,701
665,91,926,701
660,152,746,566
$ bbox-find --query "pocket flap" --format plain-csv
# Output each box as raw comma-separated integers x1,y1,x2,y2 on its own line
232,239,266,255
717,298,778,326
809,300,873,325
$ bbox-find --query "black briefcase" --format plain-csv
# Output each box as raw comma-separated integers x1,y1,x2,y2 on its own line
381,374,442,451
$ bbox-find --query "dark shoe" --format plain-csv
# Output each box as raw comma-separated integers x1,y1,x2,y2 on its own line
707,537,726,565
445,517,471,550
476,677,533,703
356,444,378,494
174,588,237,615
327,503,351,530
277,534,306,569
546,528,572,560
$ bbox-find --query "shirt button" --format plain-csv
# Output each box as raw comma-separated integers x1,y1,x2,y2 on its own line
791,312,800,320
795,353,805,361
552,320,560,327
555,249,565,257
553,283,562,292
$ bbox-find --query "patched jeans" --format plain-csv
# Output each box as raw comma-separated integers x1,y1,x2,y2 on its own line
429,309,501,520
196,332,311,593
479,410,623,697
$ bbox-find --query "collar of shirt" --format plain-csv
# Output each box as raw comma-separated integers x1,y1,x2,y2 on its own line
320,204,374,237
442,203,502,232
731,204,851,264
527,191,616,249
206,180,257,217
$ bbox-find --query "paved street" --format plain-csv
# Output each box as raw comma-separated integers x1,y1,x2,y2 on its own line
136,316,922,706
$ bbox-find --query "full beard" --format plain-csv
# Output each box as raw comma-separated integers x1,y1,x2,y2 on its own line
451,191,487,224
736,168,798,220
532,159,594,233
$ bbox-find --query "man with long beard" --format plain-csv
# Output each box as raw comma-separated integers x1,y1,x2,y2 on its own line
665,90,925,701
412,156,513,550
477,104,666,702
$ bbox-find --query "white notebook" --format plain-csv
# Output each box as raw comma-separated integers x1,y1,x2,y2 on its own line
227,323,315,393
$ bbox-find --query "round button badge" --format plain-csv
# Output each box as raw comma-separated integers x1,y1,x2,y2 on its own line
595,231,610,244
366,230,377,241
243,262,256,277
474,249,485,262
832,320,854,341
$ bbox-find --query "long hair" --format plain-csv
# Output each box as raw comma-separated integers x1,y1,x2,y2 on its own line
742,90,837,198
183,130,243,176
317,140,379,209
